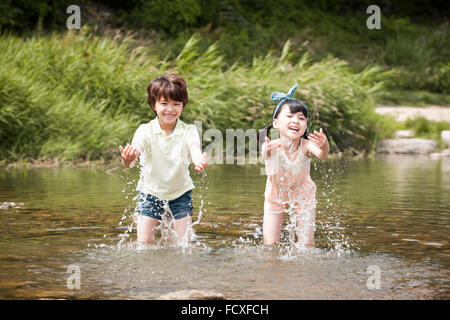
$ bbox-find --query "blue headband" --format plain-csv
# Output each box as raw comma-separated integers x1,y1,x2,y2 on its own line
271,84,307,120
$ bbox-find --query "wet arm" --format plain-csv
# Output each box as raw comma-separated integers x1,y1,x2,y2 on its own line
189,142,207,172
307,129,329,160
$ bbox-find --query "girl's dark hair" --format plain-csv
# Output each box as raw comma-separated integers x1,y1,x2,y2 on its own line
264,99,309,140
147,74,188,111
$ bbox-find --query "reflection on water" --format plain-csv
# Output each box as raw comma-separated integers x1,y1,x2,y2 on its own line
0,156,448,299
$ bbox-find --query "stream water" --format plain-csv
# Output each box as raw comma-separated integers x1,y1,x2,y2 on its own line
0,155,448,299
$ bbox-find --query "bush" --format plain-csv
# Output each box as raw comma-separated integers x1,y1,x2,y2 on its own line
0,31,392,161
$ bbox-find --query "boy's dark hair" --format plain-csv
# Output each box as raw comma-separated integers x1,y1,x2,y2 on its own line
147,74,188,111
264,99,309,140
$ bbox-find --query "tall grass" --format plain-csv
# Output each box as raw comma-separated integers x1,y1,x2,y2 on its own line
172,35,393,152
2,1,448,101
0,31,146,161
403,118,450,144
0,31,392,161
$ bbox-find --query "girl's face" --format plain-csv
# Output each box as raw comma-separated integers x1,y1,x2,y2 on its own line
153,97,184,125
273,104,307,140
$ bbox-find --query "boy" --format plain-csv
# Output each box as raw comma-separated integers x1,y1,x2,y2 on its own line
120,74,207,244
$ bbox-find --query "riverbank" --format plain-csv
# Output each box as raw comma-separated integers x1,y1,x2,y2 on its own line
1,146,448,170
375,105,450,122
0,158,123,170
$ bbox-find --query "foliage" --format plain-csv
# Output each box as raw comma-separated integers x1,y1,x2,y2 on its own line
0,31,144,160
1,1,448,97
116,2,449,96
403,117,450,142
0,31,392,161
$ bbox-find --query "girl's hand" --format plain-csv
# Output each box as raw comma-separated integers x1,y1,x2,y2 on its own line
120,144,139,168
194,152,208,172
263,136,281,158
307,128,329,160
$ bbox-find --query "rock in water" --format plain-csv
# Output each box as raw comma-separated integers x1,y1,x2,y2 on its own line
157,289,226,300
430,149,450,159
394,130,414,138
441,131,450,148
0,202,24,209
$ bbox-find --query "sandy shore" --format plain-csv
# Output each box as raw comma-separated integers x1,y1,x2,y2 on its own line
375,105,450,122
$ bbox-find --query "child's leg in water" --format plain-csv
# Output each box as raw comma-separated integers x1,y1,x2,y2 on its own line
174,215,192,243
263,211,285,245
137,215,192,244
263,198,287,245
137,215,159,243
263,198,286,246
293,206,316,247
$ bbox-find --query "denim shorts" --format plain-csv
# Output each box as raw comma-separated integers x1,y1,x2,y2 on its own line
136,190,193,220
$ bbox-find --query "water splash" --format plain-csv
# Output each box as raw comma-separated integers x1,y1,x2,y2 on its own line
230,158,358,261
114,168,210,254
313,159,359,257
116,172,138,247
154,202,178,247
179,170,210,254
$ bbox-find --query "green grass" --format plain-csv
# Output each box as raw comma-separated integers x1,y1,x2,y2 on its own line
2,1,448,111
401,118,450,144
0,30,399,162
0,31,144,161
1,1,448,101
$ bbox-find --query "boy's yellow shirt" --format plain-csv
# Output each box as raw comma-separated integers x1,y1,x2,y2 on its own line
131,117,200,201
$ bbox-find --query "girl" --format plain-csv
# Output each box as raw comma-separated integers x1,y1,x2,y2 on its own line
261,84,329,247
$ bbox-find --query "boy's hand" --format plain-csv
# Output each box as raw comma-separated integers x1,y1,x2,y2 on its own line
120,144,139,168
194,152,208,172
263,136,281,158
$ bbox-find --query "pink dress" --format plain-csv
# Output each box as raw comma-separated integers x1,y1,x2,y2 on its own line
264,139,317,215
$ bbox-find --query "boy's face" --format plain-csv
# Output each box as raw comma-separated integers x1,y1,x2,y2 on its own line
153,97,184,125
